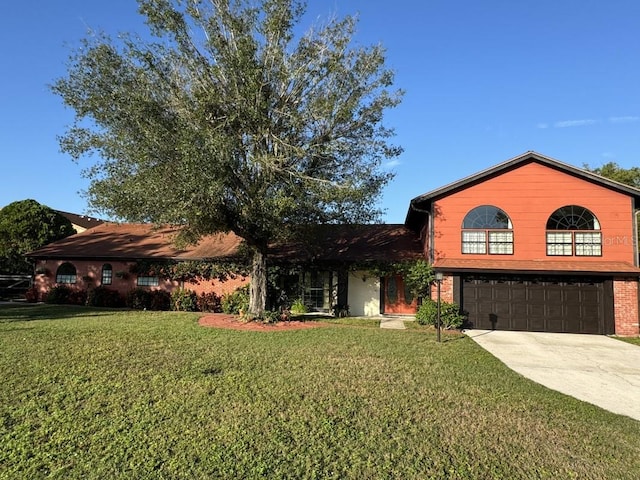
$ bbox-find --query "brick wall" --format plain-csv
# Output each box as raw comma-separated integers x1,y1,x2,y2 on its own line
613,278,640,336
430,274,454,303
33,259,249,302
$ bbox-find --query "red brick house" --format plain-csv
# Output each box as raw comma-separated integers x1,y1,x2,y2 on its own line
406,151,640,335
28,223,423,316
27,151,640,335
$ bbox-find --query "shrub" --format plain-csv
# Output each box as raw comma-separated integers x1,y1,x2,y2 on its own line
45,285,73,304
196,292,222,313
25,287,39,303
149,290,171,311
416,298,465,329
126,288,152,310
171,288,198,312
262,310,281,324
290,298,308,314
221,284,250,315
87,286,124,308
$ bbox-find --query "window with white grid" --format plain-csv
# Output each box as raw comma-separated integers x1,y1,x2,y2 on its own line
546,205,601,257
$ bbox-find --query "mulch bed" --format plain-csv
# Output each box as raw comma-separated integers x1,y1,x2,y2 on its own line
198,313,327,331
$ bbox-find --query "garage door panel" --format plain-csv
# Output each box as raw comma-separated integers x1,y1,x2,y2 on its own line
546,288,562,303
546,303,563,317
564,289,581,304
511,286,526,302
462,275,610,334
528,287,545,303
494,288,510,301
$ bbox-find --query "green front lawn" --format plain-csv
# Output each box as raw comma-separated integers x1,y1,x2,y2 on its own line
1,304,639,479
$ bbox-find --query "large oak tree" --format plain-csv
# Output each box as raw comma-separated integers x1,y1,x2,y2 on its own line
0,200,75,274
52,0,403,317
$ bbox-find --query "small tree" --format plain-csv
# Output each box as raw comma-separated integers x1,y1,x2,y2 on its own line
398,260,434,300
52,0,403,318
0,199,76,274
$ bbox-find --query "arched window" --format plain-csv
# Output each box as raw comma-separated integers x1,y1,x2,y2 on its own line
56,262,77,284
462,205,513,254
546,205,601,256
101,264,113,285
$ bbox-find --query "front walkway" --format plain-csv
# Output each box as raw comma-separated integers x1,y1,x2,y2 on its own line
379,315,415,330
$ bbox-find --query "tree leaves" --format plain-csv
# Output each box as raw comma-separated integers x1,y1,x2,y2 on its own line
52,0,404,314
0,200,76,274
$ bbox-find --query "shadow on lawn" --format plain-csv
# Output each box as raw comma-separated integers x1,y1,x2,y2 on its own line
0,303,119,322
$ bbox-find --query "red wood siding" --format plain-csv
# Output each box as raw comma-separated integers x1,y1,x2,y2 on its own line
433,162,636,264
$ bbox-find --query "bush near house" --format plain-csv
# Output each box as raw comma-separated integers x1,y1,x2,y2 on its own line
416,298,466,329
171,288,198,312
221,285,250,315
44,285,87,306
86,286,124,308
126,288,171,311
196,292,222,313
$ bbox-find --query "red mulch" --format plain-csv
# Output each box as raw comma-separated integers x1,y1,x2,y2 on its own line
198,313,327,331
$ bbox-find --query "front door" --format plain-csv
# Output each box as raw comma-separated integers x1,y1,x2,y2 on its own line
383,275,418,314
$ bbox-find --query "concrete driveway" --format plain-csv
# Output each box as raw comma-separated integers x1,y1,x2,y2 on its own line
465,330,640,421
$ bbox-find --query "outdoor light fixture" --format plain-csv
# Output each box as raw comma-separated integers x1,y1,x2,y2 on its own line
434,272,443,343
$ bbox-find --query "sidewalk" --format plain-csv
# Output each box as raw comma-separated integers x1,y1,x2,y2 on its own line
379,316,414,330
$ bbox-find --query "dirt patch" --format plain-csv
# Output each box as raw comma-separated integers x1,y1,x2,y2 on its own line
198,313,327,331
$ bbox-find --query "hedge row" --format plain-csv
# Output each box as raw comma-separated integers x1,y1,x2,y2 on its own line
42,285,226,312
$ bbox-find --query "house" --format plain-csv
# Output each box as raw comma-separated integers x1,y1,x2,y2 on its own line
406,151,640,336
27,151,640,335
28,222,424,316
55,210,104,233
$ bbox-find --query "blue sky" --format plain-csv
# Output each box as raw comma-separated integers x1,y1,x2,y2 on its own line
2,0,640,224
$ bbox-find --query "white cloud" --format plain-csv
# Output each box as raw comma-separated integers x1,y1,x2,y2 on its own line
553,119,598,128
536,123,549,129
608,116,639,124
383,159,401,170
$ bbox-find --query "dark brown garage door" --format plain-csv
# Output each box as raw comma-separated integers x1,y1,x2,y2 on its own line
462,275,614,334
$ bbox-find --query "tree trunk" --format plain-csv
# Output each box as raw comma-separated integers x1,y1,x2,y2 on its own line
248,247,267,318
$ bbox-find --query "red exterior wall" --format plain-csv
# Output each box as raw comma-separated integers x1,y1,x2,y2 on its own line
33,259,249,302
429,275,454,303
433,162,636,264
613,278,640,336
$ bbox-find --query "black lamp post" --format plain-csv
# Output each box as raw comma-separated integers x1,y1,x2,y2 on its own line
434,271,443,343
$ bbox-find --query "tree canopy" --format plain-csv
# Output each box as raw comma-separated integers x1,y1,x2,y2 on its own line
584,162,640,188
0,200,76,274
52,0,403,316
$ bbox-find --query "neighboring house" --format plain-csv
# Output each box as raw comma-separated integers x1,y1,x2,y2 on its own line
406,151,640,336
55,210,104,233
27,151,640,335
27,222,423,316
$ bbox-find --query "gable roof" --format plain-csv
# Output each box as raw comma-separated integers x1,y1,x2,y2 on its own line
27,222,423,265
55,210,104,230
405,151,640,229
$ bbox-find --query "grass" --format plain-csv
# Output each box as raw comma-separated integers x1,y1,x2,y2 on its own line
1,305,640,479
617,336,640,346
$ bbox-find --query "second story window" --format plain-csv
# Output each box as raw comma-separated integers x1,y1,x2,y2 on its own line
462,205,513,255
546,205,601,256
